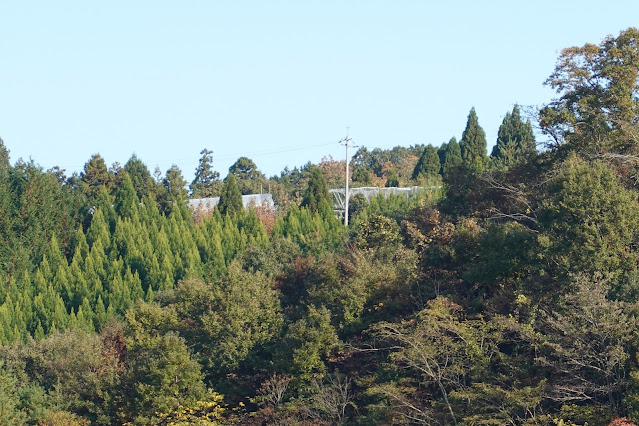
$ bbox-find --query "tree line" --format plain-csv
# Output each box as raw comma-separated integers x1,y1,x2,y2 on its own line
0,28,638,425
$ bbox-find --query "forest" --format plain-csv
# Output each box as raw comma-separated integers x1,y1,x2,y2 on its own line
0,28,638,425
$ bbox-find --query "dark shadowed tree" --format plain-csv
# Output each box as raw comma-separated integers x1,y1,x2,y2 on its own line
301,167,332,217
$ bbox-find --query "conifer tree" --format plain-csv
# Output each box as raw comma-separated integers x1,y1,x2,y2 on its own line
80,154,113,200
0,137,9,175
301,167,332,217
412,145,441,180
0,138,14,274
442,137,462,179
114,173,141,221
228,156,265,195
95,186,117,233
124,154,155,201
217,173,243,217
460,107,488,173
86,208,111,252
190,149,220,198
158,165,188,214
491,105,536,165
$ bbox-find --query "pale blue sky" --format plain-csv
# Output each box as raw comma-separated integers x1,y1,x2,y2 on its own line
1,1,638,182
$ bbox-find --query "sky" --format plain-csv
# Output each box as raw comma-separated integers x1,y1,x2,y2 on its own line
1,1,639,182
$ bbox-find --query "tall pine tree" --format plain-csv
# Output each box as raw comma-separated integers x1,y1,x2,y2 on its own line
491,105,536,166
442,137,462,179
301,167,332,217
190,149,220,198
124,154,155,202
217,174,243,217
412,145,441,180
460,107,488,173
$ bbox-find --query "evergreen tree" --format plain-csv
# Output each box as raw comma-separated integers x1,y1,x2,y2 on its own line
80,154,113,200
158,165,188,214
190,149,220,198
460,108,488,173
0,140,14,274
442,137,462,179
162,165,188,200
217,173,243,217
124,154,155,201
412,145,441,180
114,173,140,220
385,170,400,187
228,156,265,195
491,105,536,166
301,167,332,217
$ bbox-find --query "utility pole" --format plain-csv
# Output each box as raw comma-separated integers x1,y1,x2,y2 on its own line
339,128,355,227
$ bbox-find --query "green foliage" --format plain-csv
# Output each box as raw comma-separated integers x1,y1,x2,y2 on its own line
537,154,639,279
158,165,188,214
280,305,339,382
460,107,488,173
412,145,441,180
198,263,283,374
1,30,639,423
125,330,207,422
0,329,124,424
190,148,221,198
239,236,302,278
123,154,155,202
540,27,639,155
442,136,461,179
536,275,636,412
491,105,536,167
217,173,243,217
354,214,402,252
80,154,113,200
228,156,265,195
155,391,226,425
373,298,486,424
273,204,344,254
301,167,333,217
113,173,140,220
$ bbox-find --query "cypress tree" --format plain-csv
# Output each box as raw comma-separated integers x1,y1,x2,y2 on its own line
158,165,188,214
442,137,462,179
124,154,155,201
0,138,9,175
301,167,332,217
190,148,220,198
412,145,441,180
80,154,113,200
114,173,140,220
164,165,188,200
460,107,488,173
0,139,14,273
218,173,243,217
491,105,536,165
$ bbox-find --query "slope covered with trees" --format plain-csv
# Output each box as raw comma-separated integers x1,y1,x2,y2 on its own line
0,28,638,425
